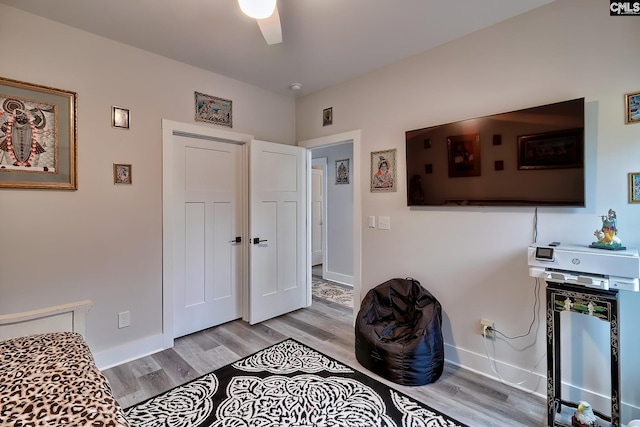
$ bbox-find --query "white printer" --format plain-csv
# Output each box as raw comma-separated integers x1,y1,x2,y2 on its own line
528,243,640,292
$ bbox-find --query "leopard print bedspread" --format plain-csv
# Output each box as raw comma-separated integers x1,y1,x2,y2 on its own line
0,332,130,426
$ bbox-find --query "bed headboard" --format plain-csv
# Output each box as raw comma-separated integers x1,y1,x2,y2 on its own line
0,300,93,341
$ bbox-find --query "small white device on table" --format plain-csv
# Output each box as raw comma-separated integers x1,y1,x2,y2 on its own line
528,243,640,427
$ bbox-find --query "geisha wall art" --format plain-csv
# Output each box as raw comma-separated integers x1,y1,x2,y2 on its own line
370,149,397,193
0,77,77,190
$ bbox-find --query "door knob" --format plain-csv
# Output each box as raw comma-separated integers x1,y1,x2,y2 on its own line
253,237,268,244
229,236,242,244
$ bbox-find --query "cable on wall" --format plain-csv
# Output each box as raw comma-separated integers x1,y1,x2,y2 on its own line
493,278,540,340
483,332,546,386
533,207,538,244
481,207,544,387
482,277,545,386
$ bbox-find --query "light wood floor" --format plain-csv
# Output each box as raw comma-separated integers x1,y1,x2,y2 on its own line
103,297,552,426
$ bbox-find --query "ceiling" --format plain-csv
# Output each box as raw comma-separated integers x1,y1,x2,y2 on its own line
0,0,555,96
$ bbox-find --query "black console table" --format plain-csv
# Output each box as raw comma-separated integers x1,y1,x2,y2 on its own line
545,281,620,427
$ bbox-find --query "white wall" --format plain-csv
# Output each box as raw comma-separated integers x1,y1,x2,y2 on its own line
297,0,640,420
311,144,354,284
0,5,295,365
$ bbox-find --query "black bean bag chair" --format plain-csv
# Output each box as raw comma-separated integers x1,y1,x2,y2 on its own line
355,277,444,386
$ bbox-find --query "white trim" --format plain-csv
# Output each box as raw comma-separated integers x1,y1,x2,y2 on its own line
93,333,165,370
299,130,362,320
444,342,546,397
311,157,328,273
323,271,353,287
444,342,640,420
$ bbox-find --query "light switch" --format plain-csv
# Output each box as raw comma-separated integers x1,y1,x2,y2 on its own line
368,216,376,228
378,216,390,230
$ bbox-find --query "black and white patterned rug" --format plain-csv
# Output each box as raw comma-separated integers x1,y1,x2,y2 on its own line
124,339,467,426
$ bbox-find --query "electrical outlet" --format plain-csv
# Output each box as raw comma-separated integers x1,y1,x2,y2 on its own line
118,311,130,329
480,318,494,338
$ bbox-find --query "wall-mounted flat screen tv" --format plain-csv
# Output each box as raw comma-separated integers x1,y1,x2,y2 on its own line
405,98,585,207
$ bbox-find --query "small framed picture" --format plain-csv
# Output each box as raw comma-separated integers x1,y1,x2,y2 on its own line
112,106,130,129
625,91,640,124
335,159,349,184
114,163,132,185
370,149,397,192
323,107,333,126
629,172,640,203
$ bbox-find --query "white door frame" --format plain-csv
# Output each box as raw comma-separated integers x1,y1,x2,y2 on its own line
162,121,362,348
299,130,362,320
311,157,327,272
162,119,253,349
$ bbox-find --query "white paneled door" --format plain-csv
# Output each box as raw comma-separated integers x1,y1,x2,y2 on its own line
248,140,308,324
172,134,243,338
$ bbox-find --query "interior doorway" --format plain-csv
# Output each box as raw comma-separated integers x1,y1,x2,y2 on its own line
300,130,362,321
162,120,309,349
309,143,353,286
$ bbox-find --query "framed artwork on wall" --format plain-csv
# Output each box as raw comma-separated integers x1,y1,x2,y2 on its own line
0,77,78,190
112,106,130,129
335,159,349,184
625,90,640,124
370,149,396,192
323,107,333,126
629,172,640,203
114,163,132,185
194,91,232,127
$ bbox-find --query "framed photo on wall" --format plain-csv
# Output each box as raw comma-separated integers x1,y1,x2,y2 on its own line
335,159,349,184
370,149,396,192
0,77,78,190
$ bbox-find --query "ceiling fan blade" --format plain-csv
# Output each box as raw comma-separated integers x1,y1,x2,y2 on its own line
257,6,282,45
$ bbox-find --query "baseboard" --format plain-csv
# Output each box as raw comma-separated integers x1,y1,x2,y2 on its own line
93,333,167,370
445,343,640,421
444,342,547,397
323,270,353,287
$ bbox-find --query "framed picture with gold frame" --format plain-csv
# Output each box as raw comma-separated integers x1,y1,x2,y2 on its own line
629,172,640,203
114,163,132,185
625,91,640,124
0,77,77,190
